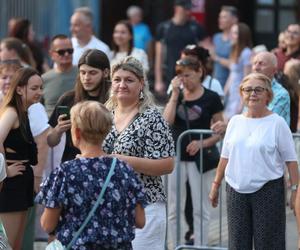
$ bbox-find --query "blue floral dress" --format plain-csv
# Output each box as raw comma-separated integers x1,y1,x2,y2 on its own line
35,157,147,250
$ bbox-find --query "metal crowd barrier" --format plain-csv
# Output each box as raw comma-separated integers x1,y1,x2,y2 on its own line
175,129,226,250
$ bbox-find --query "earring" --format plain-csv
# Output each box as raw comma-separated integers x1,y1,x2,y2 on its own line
139,90,144,100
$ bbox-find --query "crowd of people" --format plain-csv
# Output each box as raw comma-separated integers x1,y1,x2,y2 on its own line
0,0,300,249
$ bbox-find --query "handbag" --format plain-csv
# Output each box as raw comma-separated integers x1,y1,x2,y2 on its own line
0,222,12,250
181,98,220,173
46,157,117,250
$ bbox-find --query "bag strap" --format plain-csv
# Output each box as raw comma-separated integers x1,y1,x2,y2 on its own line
0,222,7,237
66,157,117,249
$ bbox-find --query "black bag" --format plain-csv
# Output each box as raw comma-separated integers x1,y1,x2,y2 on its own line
198,145,220,173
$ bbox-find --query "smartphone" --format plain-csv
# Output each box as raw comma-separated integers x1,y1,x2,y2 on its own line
57,106,70,120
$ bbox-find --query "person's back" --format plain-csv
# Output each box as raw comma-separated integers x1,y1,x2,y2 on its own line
38,156,145,249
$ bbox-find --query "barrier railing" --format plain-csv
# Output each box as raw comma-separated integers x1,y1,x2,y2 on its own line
174,129,226,250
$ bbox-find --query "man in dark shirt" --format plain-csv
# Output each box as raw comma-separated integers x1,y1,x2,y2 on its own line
47,49,110,162
154,0,205,96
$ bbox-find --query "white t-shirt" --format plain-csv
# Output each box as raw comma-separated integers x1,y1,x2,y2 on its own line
202,75,224,97
222,113,297,193
28,103,49,137
110,48,149,73
72,35,111,65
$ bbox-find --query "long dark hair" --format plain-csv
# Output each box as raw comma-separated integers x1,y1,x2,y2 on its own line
0,67,39,139
230,23,252,62
111,20,134,57
74,49,111,104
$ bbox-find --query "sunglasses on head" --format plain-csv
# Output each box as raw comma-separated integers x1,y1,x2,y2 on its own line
0,59,21,66
54,48,74,56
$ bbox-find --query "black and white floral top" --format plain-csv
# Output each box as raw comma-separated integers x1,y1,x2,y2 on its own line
103,107,175,203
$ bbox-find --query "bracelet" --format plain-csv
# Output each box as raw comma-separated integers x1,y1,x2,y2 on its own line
291,184,298,191
212,181,221,187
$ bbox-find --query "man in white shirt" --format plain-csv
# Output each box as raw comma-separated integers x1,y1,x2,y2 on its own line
70,6,110,65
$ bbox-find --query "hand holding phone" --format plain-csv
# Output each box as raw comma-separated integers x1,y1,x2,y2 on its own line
57,106,70,120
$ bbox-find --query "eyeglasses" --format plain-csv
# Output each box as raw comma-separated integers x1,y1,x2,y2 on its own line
54,48,74,56
286,30,300,36
241,86,267,95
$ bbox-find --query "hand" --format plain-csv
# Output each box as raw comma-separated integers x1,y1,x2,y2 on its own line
211,121,227,135
154,81,166,95
209,183,220,207
170,76,182,96
55,114,71,134
7,161,27,177
186,140,201,156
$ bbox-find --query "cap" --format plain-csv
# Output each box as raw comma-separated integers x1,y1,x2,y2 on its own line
174,0,192,9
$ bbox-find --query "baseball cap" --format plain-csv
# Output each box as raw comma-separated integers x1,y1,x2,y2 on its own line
174,0,192,9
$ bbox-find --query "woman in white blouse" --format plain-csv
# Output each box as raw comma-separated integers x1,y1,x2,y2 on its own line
110,20,149,73
209,72,298,250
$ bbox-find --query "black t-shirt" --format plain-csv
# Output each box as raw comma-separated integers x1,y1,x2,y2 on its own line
49,91,100,162
156,20,205,84
172,88,223,161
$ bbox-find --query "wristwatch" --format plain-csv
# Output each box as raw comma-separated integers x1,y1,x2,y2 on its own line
291,184,298,191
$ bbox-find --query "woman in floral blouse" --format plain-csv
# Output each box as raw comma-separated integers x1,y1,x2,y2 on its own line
103,56,175,250
36,101,146,249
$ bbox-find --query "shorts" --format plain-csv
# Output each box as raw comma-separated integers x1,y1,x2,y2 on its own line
0,165,34,212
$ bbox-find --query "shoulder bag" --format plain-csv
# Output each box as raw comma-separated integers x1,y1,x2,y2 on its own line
46,157,117,250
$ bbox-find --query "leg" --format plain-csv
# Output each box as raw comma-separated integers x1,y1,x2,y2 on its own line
0,210,28,250
184,181,193,242
226,184,253,250
187,163,213,246
252,177,285,250
133,202,166,250
167,162,188,248
21,205,36,250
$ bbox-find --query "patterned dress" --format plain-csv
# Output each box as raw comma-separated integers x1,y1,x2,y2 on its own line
36,157,147,250
103,107,175,204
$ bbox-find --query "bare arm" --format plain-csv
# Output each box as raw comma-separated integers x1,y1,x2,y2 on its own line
135,203,145,228
209,157,228,207
40,207,62,233
47,115,71,147
286,161,299,210
33,128,50,193
154,41,165,94
186,111,224,156
163,76,181,124
295,180,300,248
113,155,174,176
243,64,252,77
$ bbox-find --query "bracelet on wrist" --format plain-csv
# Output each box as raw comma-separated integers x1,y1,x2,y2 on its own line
212,181,221,187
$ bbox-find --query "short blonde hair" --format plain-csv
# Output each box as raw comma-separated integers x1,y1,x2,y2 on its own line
70,101,112,144
239,72,274,105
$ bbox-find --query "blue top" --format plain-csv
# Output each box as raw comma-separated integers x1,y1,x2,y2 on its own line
35,157,147,249
133,23,152,51
268,78,291,126
213,32,232,88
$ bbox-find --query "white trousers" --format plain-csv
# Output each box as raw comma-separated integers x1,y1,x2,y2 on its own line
132,201,166,250
168,161,214,248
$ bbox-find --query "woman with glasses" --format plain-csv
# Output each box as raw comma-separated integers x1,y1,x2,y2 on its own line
164,56,223,247
209,72,298,250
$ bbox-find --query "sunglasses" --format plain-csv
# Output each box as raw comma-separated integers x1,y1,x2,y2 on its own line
54,48,74,56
